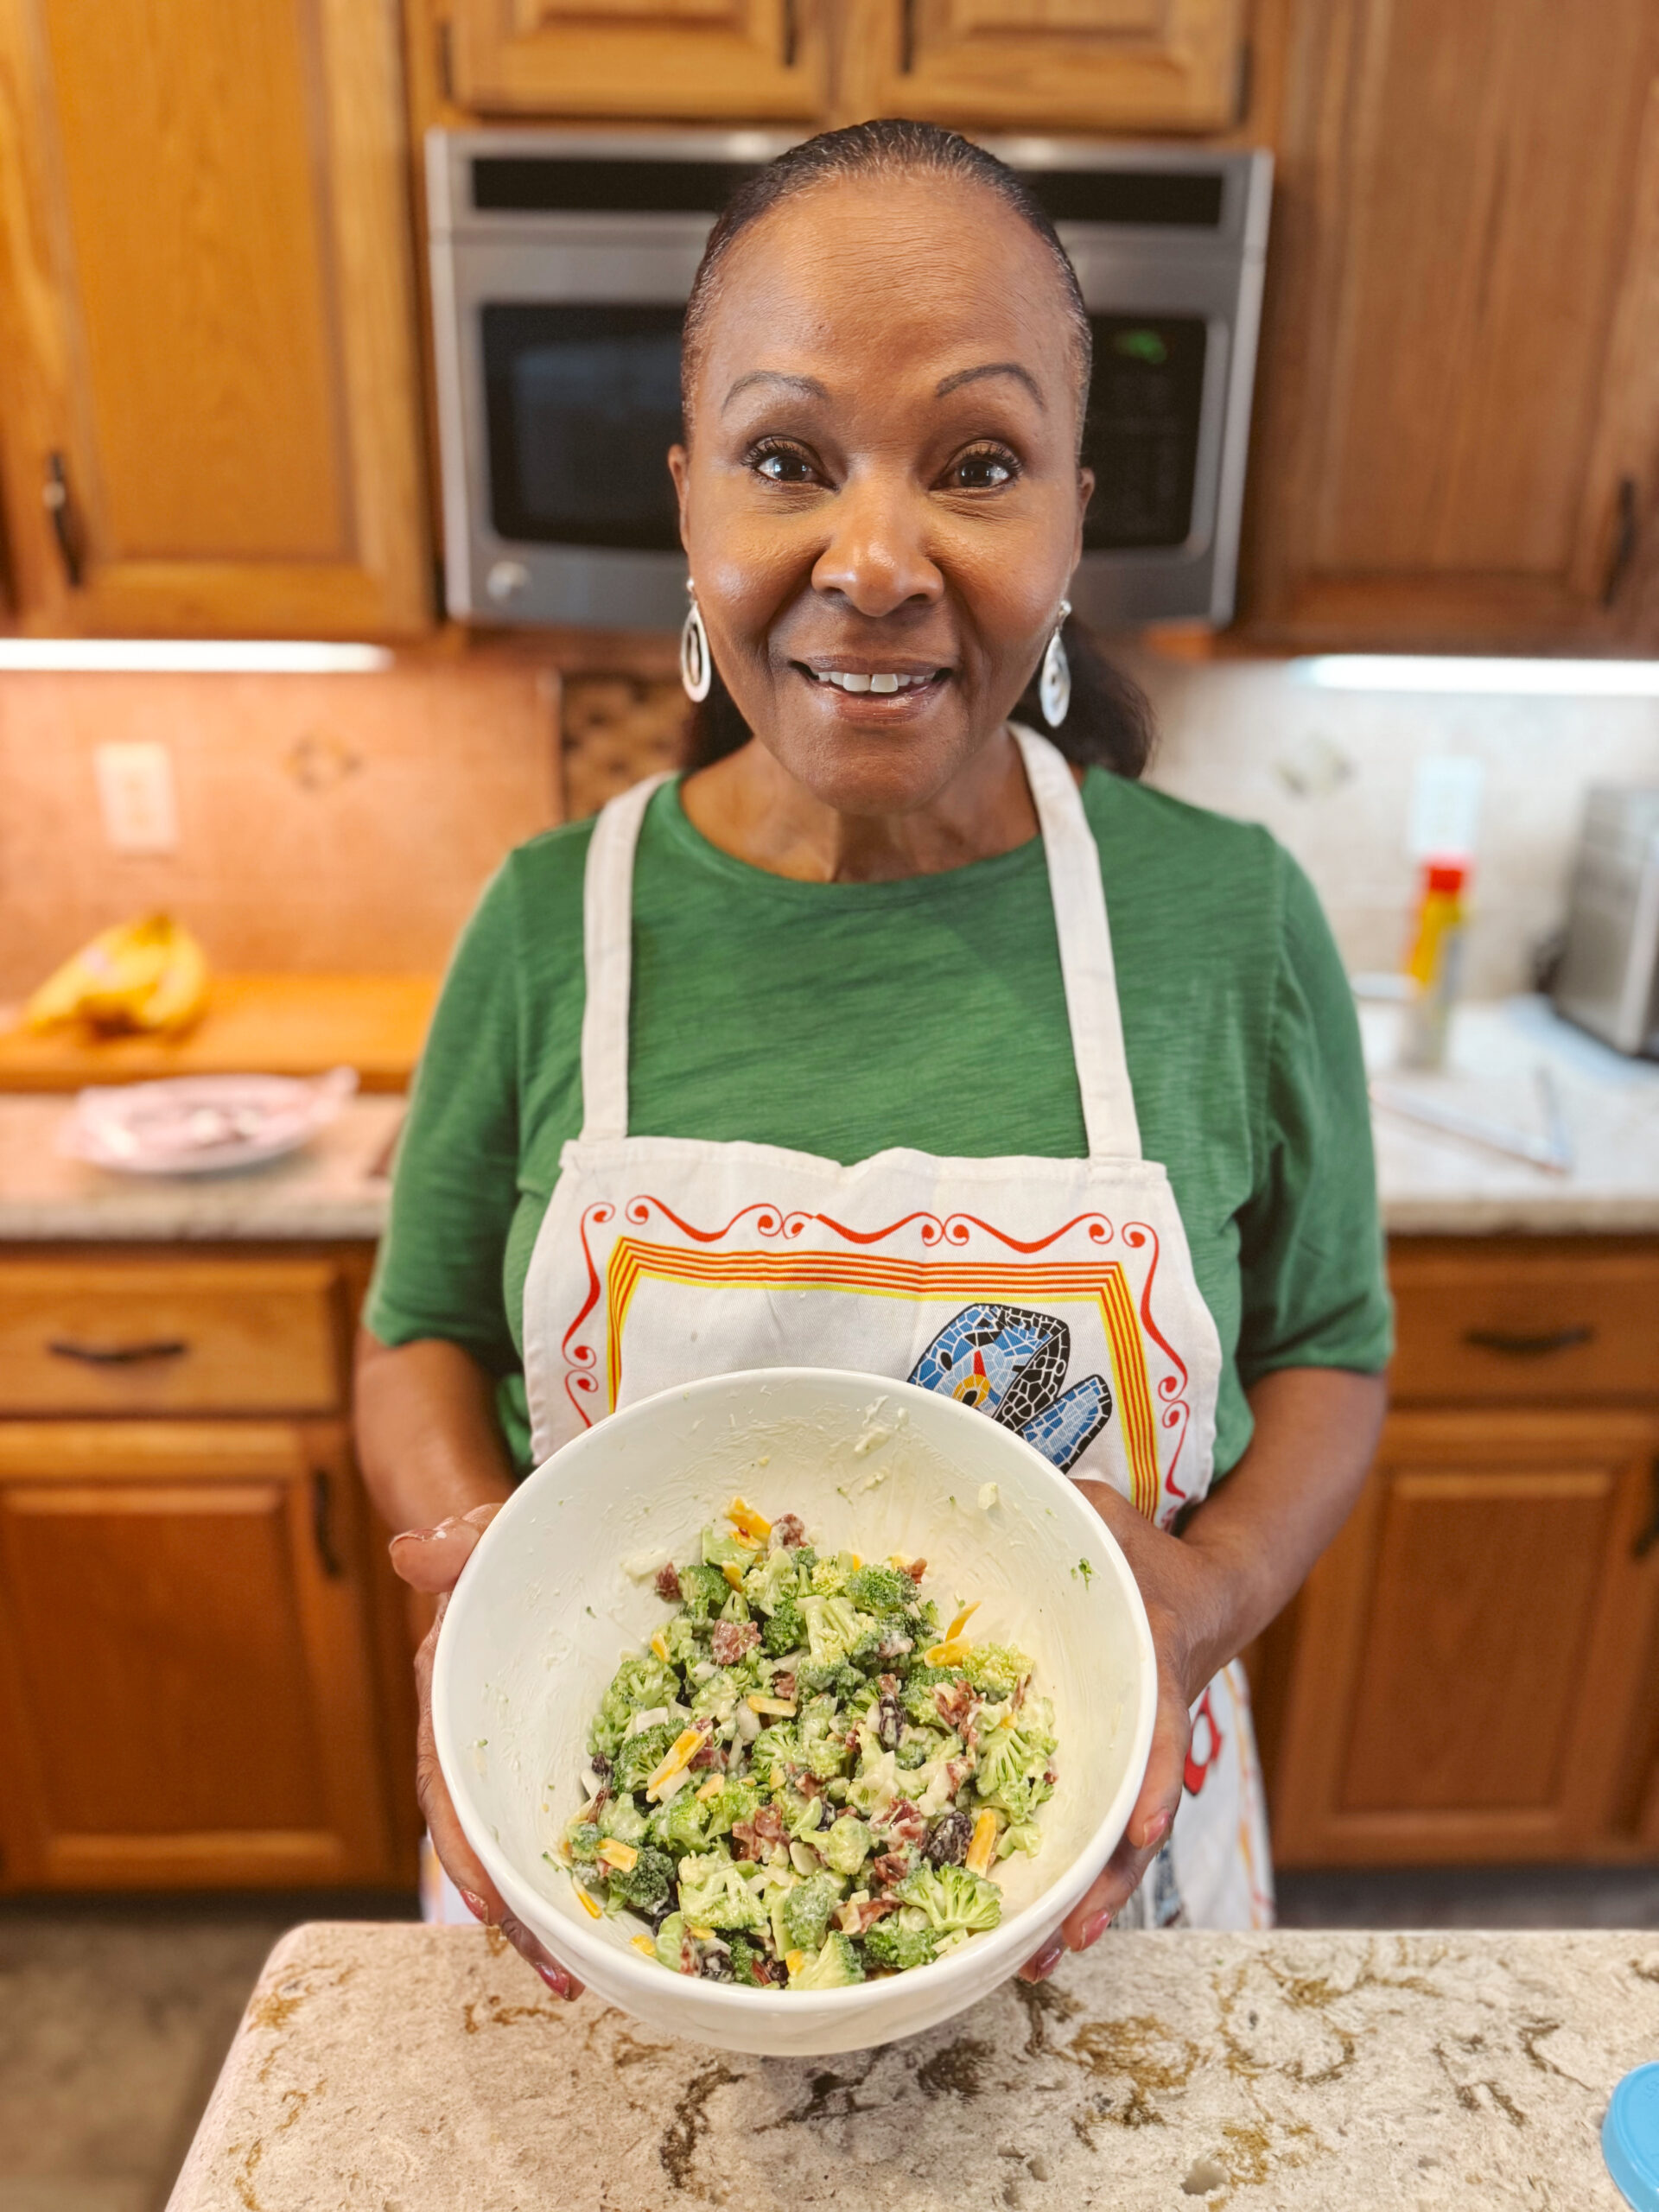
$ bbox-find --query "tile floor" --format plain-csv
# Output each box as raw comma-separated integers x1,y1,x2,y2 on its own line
3,1868,1657,2212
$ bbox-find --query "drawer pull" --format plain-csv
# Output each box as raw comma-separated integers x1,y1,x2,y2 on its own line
311,1470,345,1580
1637,1462,1659,1561
1463,1325,1594,1358
47,1336,188,1367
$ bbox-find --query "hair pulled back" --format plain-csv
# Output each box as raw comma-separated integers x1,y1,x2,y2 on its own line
679,118,1154,783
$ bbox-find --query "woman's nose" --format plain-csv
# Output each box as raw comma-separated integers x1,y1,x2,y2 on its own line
809,473,943,616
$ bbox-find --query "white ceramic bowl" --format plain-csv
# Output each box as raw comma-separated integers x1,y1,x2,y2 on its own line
434,1367,1155,2057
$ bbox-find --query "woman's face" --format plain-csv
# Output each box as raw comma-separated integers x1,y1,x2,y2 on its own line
670,175,1092,815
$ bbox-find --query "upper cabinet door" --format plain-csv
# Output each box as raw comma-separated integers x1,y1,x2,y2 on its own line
1240,0,1659,652
838,0,1248,134
448,0,829,119
0,0,430,639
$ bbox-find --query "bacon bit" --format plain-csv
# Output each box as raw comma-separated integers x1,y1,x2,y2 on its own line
798,1772,824,1800
771,1672,797,1701
771,1512,806,1548
731,1816,762,1860
934,1679,976,1732
710,1618,760,1666
654,1562,683,1604
842,1894,899,1934
879,1798,928,1845
753,1802,785,1844
869,1851,911,1890
876,1673,899,1696
690,1738,721,1770
905,1557,927,1583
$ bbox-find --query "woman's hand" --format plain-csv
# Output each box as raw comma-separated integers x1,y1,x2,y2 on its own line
1016,1480,1217,1983
391,1505,585,2001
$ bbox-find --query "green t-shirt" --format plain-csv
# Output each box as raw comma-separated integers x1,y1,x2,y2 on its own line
367,769,1391,1478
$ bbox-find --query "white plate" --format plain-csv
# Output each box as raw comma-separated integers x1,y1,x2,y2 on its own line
60,1068,357,1176
435,1366,1156,2058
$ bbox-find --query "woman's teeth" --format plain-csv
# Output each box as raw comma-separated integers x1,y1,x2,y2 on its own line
812,670,937,693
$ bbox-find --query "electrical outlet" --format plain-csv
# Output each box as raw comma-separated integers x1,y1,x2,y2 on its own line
93,741,178,854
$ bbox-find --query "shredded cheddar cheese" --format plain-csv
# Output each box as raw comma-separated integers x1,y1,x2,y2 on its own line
574,1883,602,1919
727,1497,772,1541
645,1726,707,1801
649,1630,671,1662
721,1563,747,1592
945,1599,981,1644
597,1838,639,1872
631,1934,657,1957
745,1694,798,1718
965,1810,1000,1878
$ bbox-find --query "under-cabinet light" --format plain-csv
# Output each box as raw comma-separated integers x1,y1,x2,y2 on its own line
0,639,393,674
1293,656,1659,696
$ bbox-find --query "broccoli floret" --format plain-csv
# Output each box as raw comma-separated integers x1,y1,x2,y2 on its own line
963,1642,1030,1698
896,1862,1002,1934
779,1789,826,1842
690,1652,762,1719
612,1719,677,1794
717,1586,753,1624
727,1934,774,1987
609,1845,676,1914
798,1700,853,1780
701,1775,761,1840
974,1718,1058,1821
807,1552,855,1597
749,1719,800,1775
844,1562,914,1614
795,1657,863,1700
762,1596,805,1656
677,1562,730,1620
700,1525,754,1572
744,1547,801,1615
800,1593,868,1668
588,1652,679,1758
791,1931,865,1988
653,1910,689,1972
565,1819,601,1864
862,1919,940,1973
996,1818,1044,1859
779,1870,844,1954
597,1796,648,1845
676,1850,768,1935
821,1814,873,1877
902,1666,969,1726
645,1790,710,1856
663,1615,704,1669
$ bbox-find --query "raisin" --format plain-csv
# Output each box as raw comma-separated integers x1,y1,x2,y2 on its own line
875,1694,905,1751
923,1809,974,1866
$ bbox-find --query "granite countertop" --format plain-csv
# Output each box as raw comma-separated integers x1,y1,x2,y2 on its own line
167,1922,1656,2210
3,998,1657,1243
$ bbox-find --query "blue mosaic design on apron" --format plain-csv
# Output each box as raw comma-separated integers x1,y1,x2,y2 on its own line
908,1302,1112,1472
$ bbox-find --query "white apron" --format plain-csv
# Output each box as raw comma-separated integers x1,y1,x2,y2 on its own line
519,727,1273,1931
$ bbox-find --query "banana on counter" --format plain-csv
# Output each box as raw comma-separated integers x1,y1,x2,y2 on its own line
25,913,210,1037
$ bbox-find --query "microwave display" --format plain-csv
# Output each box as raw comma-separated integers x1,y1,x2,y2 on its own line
484,303,684,551
1082,315,1207,551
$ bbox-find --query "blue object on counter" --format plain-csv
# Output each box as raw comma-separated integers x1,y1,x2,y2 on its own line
1606,2063,1659,2211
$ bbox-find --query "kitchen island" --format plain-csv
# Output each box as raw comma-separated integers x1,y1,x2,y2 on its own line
168,1920,1652,2209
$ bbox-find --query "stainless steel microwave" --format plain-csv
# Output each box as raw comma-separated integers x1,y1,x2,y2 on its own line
426,130,1272,633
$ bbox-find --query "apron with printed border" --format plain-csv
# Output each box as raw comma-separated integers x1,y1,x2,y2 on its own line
519,727,1273,1932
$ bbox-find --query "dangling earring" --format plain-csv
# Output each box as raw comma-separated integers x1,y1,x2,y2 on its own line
680,581,712,703
1039,598,1072,729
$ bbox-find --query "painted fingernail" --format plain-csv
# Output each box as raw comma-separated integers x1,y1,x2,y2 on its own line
459,1889,489,1923
1140,1809,1172,1850
1079,1910,1113,1948
1028,1936,1065,1981
536,1961,573,2000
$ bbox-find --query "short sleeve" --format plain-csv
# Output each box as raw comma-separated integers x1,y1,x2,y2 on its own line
1235,853,1394,1382
364,860,524,1375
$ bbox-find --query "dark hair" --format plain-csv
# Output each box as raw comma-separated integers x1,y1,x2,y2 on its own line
679,118,1154,784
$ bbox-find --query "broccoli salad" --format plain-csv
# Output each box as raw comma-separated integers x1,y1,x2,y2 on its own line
550,1499,1058,1989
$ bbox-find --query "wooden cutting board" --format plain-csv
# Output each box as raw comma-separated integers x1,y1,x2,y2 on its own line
0,975,436,1092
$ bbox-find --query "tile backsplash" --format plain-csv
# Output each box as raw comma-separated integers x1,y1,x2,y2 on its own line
5,647,1656,1005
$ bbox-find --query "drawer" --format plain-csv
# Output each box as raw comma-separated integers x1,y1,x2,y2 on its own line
1389,1242,1659,1402
0,1259,344,1414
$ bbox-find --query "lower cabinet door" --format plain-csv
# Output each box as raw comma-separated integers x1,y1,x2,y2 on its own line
0,1421,396,1889
1270,1408,1659,1866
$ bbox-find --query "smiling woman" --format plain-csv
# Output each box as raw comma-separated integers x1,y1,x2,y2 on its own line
355,121,1392,2008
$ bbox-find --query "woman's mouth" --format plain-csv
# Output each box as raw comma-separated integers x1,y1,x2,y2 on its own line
793,662,951,715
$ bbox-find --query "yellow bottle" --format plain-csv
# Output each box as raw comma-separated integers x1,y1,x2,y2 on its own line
1400,861,1468,1071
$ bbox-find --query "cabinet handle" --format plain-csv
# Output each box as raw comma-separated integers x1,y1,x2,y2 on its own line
42,451,82,588
1462,1325,1594,1358
48,1336,188,1366
1602,474,1639,607
311,1470,345,1580
899,0,915,70
780,0,797,67
1636,1461,1659,1560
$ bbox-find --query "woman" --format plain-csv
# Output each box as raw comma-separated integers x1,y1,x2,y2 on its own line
356,120,1390,1998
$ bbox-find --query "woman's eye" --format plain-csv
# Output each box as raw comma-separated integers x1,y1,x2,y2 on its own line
945,448,1017,491
752,445,819,485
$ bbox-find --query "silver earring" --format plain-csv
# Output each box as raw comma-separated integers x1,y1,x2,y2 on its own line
680,581,712,703
1039,599,1072,728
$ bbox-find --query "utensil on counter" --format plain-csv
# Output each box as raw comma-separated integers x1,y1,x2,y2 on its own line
434,1366,1157,2059
1370,1065,1573,1175
60,1066,358,1175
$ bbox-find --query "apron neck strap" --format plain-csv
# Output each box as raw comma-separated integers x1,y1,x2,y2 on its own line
579,772,671,1142
1011,725,1143,1161
577,740,1141,1161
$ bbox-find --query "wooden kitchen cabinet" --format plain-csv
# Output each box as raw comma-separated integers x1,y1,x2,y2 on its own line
0,1246,416,1894
1266,1237,1659,1868
1239,0,1659,651
0,0,430,638
428,0,1245,131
